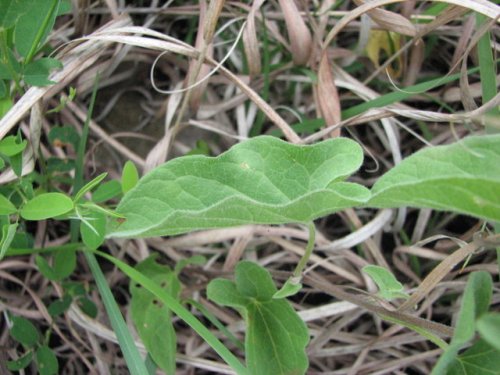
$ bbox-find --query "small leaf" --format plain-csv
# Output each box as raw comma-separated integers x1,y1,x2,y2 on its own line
363,265,409,301
453,271,492,345
121,160,139,194
46,157,75,173
92,180,122,203
35,250,75,281
208,261,309,375
174,255,206,274
0,223,18,260
74,172,107,202
35,345,59,375
130,255,179,374
7,351,33,371
369,135,500,222
77,297,97,318
23,58,62,86
48,126,79,150
10,316,39,346
0,135,27,156
0,193,17,214
0,96,13,118
80,211,106,250
0,79,6,97
47,295,72,317
273,278,302,299
109,136,369,238
20,192,74,220
9,152,23,177
477,313,500,351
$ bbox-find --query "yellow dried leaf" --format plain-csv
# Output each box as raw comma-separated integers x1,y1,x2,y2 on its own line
365,30,403,78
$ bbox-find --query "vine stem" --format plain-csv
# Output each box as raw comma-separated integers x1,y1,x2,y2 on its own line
293,222,316,280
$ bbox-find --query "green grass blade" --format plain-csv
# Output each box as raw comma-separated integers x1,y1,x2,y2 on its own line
84,251,150,375
93,249,248,375
341,66,482,119
476,13,499,133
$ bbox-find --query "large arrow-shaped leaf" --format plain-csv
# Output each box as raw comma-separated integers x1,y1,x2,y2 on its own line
108,136,369,238
368,134,500,222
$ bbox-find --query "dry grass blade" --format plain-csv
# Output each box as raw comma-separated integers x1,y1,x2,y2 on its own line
278,0,313,65
398,234,500,312
325,0,500,47
243,0,265,76
316,53,341,137
187,0,214,111
353,0,417,36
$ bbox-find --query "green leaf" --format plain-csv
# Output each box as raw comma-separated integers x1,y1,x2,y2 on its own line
91,180,122,203
446,340,500,375
362,265,409,301
109,136,369,238
477,313,500,352
77,296,97,319
0,0,35,30
14,0,60,59
0,96,13,118
74,172,107,202
121,160,139,194
10,316,39,346
0,79,6,97
0,193,17,214
130,255,179,375
47,295,72,317
432,271,493,375
46,157,75,173
368,135,500,222
48,125,79,150
35,345,58,375
0,135,27,156
273,278,302,299
208,261,309,375
35,250,76,281
174,254,206,274
80,210,106,250
23,58,62,86
9,152,23,177
0,222,18,260
20,192,74,220
7,351,33,371
453,271,492,345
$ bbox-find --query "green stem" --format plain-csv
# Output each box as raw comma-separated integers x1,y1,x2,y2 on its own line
293,222,316,279
0,32,22,95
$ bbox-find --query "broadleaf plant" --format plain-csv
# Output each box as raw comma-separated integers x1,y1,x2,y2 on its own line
368,134,500,222
207,261,309,375
108,136,370,238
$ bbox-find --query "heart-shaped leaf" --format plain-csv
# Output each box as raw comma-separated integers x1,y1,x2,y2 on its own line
108,136,369,238
369,135,500,222
208,261,309,375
